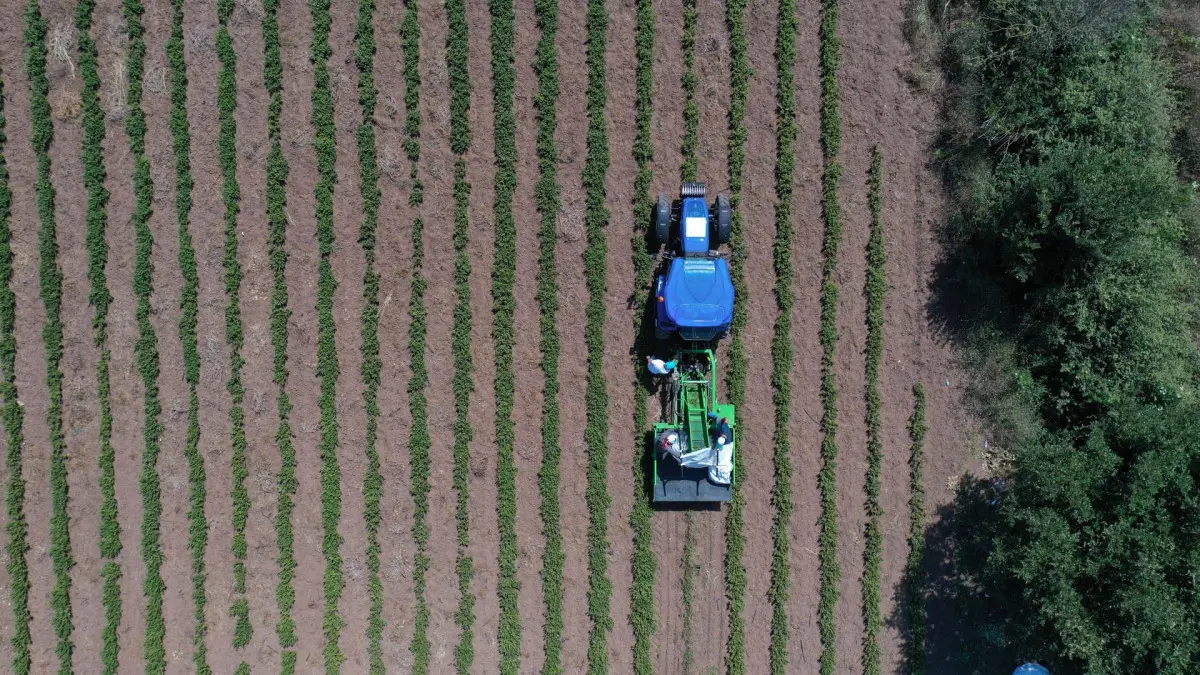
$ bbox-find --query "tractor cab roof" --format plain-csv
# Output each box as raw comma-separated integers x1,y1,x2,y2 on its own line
661,256,734,329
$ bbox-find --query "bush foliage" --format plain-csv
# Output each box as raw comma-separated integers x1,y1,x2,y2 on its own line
927,0,1200,671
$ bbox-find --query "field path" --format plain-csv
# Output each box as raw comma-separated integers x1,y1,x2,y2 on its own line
372,0,417,665
509,0,547,669
327,0,370,666
277,1,324,668
785,0,828,665
227,0,278,666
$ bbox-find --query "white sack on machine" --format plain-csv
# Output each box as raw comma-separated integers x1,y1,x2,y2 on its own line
677,442,734,486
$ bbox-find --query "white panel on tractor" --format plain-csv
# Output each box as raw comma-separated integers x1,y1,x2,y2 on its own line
685,216,707,239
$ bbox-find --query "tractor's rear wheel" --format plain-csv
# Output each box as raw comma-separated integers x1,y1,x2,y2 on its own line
655,194,671,244
715,194,732,245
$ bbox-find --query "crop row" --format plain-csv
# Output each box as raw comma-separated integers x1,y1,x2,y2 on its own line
215,0,251,657
724,0,749,671
445,0,476,670
904,385,927,673
489,0,520,669
401,0,432,670
861,148,886,674
817,0,845,668
24,3,75,670
352,0,384,671
75,0,120,670
309,0,345,669
628,0,656,670
260,0,298,670
583,1,613,671
532,0,565,670
769,0,799,670
0,53,30,675
165,0,210,669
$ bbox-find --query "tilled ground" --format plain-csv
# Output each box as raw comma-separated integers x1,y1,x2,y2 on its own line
0,0,977,672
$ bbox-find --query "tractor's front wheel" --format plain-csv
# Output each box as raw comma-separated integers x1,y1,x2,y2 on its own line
655,194,671,244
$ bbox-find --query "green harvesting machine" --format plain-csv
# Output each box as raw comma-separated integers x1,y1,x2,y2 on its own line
651,348,736,503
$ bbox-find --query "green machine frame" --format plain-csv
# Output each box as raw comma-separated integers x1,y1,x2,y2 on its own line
651,349,736,503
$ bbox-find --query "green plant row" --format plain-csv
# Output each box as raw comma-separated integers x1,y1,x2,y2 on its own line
309,0,344,669
445,0,476,670
0,53,31,675
24,3,75,670
769,0,798,670
401,2,431,671
531,0,564,671
861,147,886,675
215,0,251,658
817,0,845,668
260,0,297,671
74,0,120,669
165,0,209,669
628,0,656,670
682,516,696,673
903,385,926,674
352,0,384,671
583,1,613,671
488,0,520,669
723,0,749,671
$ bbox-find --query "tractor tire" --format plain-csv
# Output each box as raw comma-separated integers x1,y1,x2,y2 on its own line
715,194,732,245
655,194,671,244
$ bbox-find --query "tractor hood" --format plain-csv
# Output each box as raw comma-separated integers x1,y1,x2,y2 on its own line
662,257,734,330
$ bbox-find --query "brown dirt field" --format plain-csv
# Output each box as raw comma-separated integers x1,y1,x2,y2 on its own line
602,0,638,670
277,2,326,668
551,0,593,669
510,0,548,669
227,0,279,666
372,0,417,666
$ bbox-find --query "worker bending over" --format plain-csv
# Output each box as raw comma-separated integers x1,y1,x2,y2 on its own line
646,355,677,375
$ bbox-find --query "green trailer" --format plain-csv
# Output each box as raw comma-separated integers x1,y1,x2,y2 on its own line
652,349,736,503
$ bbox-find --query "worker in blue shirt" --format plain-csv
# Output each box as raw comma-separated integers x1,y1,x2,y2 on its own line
646,355,677,375
708,413,732,446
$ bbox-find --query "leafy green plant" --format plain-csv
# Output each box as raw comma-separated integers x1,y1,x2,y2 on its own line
74,0,120,670
769,0,798,670
817,0,844,670
215,0,251,658
401,3,431,672
0,51,30,675
724,0,749,671
165,0,209,669
629,0,656,671
583,2,613,672
861,147,885,675
681,0,698,183
352,0,384,671
24,3,75,669
902,384,926,674
489,0,520,670
260,0,297,670
309,0,345,669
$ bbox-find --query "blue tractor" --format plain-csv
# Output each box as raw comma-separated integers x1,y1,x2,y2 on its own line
653,182,735,342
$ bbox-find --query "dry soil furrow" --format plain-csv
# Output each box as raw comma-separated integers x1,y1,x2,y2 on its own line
551,0,591,667
1,1,67,668
326,0,370,667
412,0,461,666
689,0,732,671
463,1,501,671
47,0,105,666
509,0,546,668
372,0,417,666
737,0,780,670
602,0,638,669
277,0,324,667
178,0,237,667
646,0,686,670
227,1,278,666
785,0,829,665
